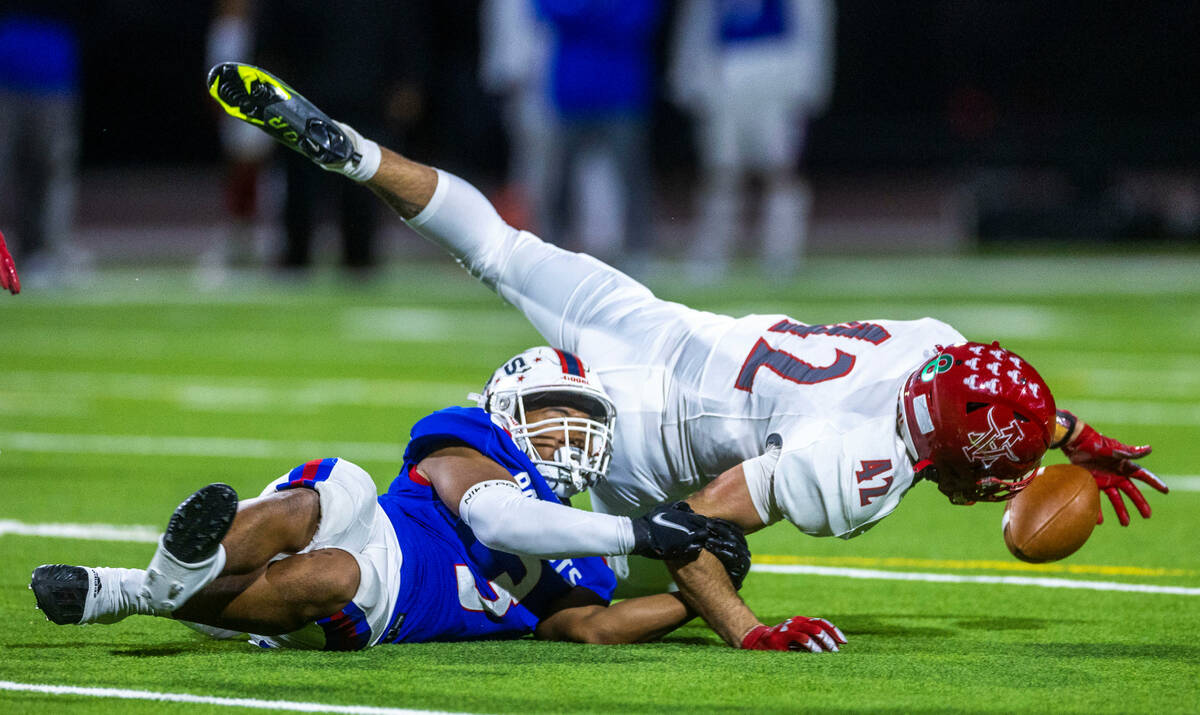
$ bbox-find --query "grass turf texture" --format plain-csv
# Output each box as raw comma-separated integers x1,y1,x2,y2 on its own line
3,253,1199,713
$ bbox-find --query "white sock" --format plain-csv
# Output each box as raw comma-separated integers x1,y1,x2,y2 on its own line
141,541,227,612
330,122,381,183
83,567,166,624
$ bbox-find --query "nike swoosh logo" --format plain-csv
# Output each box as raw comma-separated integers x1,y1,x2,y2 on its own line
650,512,693,534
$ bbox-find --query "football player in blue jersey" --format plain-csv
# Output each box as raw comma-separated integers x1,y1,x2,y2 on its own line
32,347,824,651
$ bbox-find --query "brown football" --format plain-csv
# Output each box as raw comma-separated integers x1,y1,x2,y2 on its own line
1003,464,1100,563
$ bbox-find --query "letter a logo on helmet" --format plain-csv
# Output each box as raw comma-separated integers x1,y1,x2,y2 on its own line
899,342,1055,504
963,407,1022,468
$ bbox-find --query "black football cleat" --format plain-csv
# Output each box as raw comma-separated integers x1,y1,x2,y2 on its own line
31,564,91,625
161,483,239,563
207,62,359,166
141,483,238,611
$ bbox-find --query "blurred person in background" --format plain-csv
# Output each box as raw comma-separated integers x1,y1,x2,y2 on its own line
0,1,86,286
536,0,664,271
254,0,430,276
199,0,274,284
669,0,835,281
479,0,553,231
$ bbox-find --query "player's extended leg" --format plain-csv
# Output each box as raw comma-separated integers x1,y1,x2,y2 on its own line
33,459,386,651
31,486,320,626
207,62,713,364
30,545,358,638
400,165,697,360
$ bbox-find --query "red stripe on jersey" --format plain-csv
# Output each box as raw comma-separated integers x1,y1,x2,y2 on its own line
408,465,431,486
301,459,322,482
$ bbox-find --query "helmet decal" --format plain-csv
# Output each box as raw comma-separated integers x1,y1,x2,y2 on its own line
554,349,586,377
912,393,934,434
919,354,953,382
962,407,1022,468
963,373,1001,394
503,355,532,376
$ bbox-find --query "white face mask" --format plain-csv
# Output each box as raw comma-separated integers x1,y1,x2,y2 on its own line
517,411,613,499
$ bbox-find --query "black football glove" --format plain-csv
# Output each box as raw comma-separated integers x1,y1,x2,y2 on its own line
703,518,751,589
630,501,709,561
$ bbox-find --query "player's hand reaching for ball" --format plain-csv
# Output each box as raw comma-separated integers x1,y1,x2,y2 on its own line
1058,411,1167,526
0,229,20,295
742,617,846,653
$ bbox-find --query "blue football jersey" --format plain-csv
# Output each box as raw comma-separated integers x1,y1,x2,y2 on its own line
718,0,791,45
375,407,616,644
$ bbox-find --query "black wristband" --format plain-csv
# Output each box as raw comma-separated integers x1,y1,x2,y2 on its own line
1049,410,1077,449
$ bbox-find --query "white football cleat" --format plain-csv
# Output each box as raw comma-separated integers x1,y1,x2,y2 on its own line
140,483,238,611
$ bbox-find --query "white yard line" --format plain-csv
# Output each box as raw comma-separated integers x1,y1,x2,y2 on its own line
750,564,1200,596
0,520,158,542
5,518,1197,595
0,431,401,461
1055,400,1200,426
1,370,472,410
1165,476,1200,492
0,681,470,715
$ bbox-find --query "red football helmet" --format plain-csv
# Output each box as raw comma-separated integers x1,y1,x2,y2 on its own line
899,341,1055,504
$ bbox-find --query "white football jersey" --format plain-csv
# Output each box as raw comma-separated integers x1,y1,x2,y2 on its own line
586,313,965,538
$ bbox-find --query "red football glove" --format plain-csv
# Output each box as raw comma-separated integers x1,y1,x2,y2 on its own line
1059,413,1167,526
741,617,846,653
0,229,19,295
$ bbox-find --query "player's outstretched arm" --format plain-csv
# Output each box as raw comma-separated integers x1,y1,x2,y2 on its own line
668,549,845,652
1052,409,1168,526
671,466,845,652
536,521,755,646
417,447,711,560
534,588,693,644
674,467,769,644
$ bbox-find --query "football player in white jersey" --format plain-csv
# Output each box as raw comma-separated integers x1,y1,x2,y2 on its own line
208,63,1168,650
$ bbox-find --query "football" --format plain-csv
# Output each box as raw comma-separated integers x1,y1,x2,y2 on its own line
1002,464,1100,563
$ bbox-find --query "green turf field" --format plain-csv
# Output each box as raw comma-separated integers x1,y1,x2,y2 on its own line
2,253,1198,714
